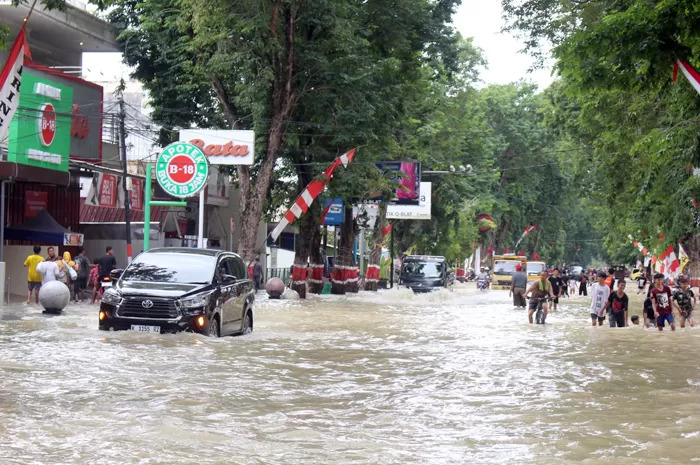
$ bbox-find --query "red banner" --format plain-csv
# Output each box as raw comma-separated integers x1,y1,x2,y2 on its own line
24,191,48,218
129,178,144,210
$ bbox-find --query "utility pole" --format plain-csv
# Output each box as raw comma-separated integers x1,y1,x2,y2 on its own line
118,95,133,263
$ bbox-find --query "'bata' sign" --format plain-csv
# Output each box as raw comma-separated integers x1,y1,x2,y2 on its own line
179,129,254,165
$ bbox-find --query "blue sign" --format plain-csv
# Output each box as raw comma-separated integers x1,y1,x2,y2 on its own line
323,199,344,225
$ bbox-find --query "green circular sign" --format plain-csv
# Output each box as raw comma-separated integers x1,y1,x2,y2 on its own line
155,142,209,198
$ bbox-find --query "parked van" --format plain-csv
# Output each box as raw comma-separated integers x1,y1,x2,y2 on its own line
399,255,452,293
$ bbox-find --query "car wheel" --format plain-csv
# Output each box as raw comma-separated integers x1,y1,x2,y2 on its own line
241,311,253,335
207,317,220,337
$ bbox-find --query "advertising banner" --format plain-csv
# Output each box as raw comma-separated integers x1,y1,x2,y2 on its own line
64,232,84,246
375,161,421,205
7,65,103,170
8,71,73,171
128,177,144,211
386,182,431,220
179,129,255,165
85,172,123,208
205,166,230,206
322,198,344,225
24,191,49,218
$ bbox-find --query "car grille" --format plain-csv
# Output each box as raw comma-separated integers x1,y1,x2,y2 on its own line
117,297,178,319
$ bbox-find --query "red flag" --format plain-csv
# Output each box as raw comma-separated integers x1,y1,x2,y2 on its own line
320,203,332,224
0,25,30,142
487,246,494,256
505,248,509,254
533,252,540,261
381,222,393,236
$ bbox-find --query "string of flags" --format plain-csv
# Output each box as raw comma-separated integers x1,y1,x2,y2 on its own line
672,59,700,96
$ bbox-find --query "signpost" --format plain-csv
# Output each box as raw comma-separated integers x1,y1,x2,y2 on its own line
144,142,209,251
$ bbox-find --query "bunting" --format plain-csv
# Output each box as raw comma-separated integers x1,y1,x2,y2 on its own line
381,222,393,236
678,243,690,272
270,148,356,241
659,245,680,279
514,224,536,249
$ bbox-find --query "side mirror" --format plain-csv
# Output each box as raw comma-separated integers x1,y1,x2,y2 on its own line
110,269,124,281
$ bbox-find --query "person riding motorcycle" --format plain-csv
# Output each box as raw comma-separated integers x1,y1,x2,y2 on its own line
476,267,490,289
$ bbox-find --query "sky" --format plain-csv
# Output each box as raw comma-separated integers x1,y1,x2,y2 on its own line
83,1,555,89
453,0,555,90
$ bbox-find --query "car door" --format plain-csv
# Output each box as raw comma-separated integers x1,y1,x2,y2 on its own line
233,257,254,329
217,257,240,335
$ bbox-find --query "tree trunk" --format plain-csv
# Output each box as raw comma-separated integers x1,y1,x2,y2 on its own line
364,202,387,291
686,236,700,288
236,4,296,262
332,206,357,294
308,220,324,294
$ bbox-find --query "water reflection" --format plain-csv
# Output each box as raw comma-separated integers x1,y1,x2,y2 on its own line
0,285,699,464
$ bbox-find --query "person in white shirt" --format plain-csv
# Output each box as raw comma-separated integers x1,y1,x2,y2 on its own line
36,260,61,284
589,271,611,326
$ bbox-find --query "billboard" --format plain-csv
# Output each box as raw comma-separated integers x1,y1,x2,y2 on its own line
375,161,421,205
386,182,431,220
7,64,104,171
179,129,255,165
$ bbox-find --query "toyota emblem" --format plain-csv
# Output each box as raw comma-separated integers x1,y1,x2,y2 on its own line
141,300,154,309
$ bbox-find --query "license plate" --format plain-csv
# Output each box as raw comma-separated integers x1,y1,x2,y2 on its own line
130,325,160,333
101,282,112,288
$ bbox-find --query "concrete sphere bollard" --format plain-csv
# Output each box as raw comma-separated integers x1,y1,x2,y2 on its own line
39,281,70,313
265,277,285,299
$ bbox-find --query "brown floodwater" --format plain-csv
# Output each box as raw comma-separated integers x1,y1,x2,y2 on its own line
0,283,699,464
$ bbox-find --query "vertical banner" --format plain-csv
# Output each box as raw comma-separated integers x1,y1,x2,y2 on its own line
128,178,144,211
85,172,123,208
24,191,48,218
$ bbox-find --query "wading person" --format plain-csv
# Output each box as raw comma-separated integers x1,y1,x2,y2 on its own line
589,271,610,326
579,271,588,296
524,271,555,324
97,246,117,284
548,268,564,311
509,264,527,308
636,272,648,294
74,247,90,303
672,277,695,328
651,273,675,332
253,257,263,291
561,272,570,298
606,280,629,328
24,246,44,305
643,288,656,328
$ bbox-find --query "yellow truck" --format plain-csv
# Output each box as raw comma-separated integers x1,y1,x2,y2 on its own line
526,261,546,279
491,255,528,290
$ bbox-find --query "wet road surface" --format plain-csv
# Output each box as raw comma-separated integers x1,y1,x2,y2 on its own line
1,284,699,464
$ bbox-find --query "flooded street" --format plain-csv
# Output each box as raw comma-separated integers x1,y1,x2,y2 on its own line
1,284,700,464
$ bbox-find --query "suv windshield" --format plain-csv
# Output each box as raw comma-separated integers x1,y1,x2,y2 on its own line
402,261,443,278
494,260,519,276
121,253,215,284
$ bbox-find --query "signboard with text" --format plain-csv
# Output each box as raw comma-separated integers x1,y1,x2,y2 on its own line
24,191,49,218
179,129,255,165
7,65,103,170
156,142,209,198
375,161,421,205
323,198,344,225
387,182,431,220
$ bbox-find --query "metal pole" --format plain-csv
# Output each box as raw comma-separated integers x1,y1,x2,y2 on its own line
197,190,205,248
144,164,152,251
390,227,394,289
118,97,133,263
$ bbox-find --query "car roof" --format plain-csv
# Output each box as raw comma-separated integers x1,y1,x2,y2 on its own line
142,247,241,258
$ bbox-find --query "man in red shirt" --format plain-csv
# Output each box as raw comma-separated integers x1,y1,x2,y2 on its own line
650,273,676,332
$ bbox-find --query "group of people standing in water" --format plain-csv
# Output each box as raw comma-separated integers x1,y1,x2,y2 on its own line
509,264,695,330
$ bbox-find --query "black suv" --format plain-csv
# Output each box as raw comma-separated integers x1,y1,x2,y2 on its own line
98,248,255,337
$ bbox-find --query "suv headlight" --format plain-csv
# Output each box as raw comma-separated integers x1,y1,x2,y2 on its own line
178,291,213,313
102,288,122,305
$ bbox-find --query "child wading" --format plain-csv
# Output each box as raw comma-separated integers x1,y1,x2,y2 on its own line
650,273,675,332
672,277,696,328
589,271,610,326
606,280,629,328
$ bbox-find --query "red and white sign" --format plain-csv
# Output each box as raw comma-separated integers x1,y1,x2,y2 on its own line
25,191,48,218
38,103,56,146
166,155,197,184
129,178,144,211
98,173,118,208
230,216,236,236
179,129,255,165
